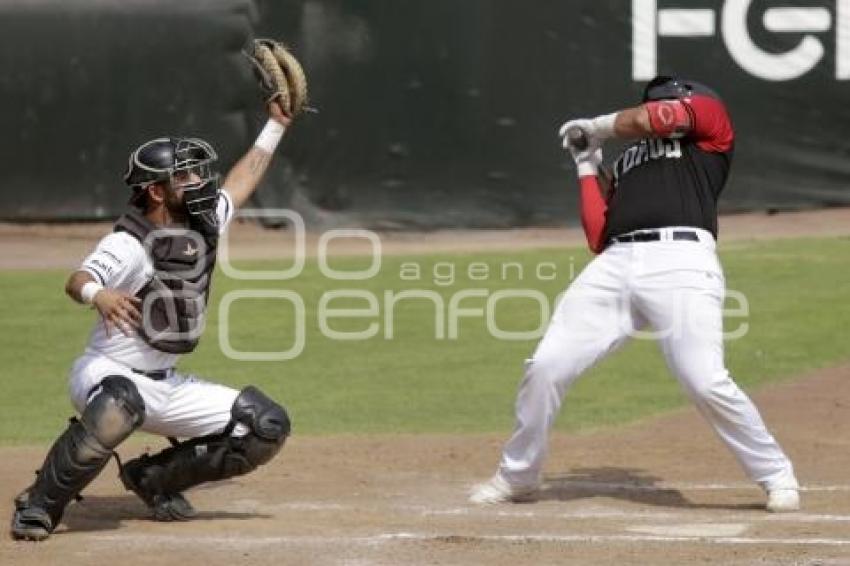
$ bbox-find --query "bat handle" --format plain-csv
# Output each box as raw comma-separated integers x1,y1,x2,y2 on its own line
566,126,589,151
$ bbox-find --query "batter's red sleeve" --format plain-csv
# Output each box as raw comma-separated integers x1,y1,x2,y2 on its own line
578,175,608,254
683,95,734,153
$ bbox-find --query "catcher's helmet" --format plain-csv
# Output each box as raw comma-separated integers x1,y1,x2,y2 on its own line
124,137,221,230
642,76,720,102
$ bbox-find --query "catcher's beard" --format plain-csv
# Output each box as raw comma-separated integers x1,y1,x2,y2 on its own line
163,184,190,225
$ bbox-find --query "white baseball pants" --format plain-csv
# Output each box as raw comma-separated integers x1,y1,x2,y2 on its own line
69,353,248,439
498,228,797,491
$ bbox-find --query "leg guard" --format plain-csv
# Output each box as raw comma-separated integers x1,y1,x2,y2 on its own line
120,386,289,520
12,376,144,539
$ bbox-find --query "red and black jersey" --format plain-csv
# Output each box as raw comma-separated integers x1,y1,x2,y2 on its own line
602,95,735,241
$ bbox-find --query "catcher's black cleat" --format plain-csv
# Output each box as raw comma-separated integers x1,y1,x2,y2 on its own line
119,455,196,522
11,491,54,541
151,493,197,522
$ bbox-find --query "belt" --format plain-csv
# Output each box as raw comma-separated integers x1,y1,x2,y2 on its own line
610,229,699,244
131,368,171,381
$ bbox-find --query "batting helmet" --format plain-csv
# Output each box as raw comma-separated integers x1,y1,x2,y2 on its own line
642,76,720,102
124,137,221,230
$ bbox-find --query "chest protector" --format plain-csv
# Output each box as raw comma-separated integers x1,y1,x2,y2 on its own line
114,211,218,354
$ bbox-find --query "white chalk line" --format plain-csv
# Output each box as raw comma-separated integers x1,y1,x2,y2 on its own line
89,531,850,548
388,532,850,547
416,506,850,523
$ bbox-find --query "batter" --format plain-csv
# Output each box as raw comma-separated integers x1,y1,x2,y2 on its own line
469,76,800,512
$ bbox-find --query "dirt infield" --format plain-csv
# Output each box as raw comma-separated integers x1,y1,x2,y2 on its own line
1,363,849,565
1,207,849,269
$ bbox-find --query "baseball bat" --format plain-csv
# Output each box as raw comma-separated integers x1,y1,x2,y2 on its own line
566,126,588,151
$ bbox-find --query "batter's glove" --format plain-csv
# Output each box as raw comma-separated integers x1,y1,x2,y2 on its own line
559,120,603,177
558,113,617,149
244,39,309,118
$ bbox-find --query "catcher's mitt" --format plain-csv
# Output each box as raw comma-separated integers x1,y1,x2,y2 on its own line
245,39,308,117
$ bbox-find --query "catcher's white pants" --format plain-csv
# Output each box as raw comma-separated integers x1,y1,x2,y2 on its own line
69,353,247,439
498,228,797,491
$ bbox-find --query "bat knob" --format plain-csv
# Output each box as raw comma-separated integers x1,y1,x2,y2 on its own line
566,127,589,151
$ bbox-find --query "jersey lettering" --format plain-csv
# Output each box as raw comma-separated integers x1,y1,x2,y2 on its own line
90,258,113,277
613,139,682,182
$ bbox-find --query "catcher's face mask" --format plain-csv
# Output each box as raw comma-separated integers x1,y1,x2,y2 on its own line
125,137,221,233
171,138,220,233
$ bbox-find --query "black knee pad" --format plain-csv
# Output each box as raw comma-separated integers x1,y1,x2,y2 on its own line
232,386,290,442
230,386,290,468
82,375,146,449
226,434,281,472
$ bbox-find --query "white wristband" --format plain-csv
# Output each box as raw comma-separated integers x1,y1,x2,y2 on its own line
80,281,104,305
576,161,599,177
254,119,286,153
591,112,618,139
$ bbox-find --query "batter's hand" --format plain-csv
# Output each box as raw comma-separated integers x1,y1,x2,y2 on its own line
572,146,603,178
92,289,141,337
559,119,600,154
559,119,603,177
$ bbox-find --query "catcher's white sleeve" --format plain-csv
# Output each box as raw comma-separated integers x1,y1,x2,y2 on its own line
79,232,146,290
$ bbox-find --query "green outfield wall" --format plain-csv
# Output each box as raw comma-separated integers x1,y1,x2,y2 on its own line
1,0,847,227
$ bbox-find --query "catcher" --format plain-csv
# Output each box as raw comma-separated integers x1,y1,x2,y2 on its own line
11,39,308,541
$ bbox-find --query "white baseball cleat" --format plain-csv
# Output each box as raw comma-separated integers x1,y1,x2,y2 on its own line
468,474,538,504
766,488,800,513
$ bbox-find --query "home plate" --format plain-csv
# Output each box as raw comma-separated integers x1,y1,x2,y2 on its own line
628,523,749,538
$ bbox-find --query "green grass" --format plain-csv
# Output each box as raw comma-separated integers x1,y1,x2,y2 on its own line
0,237,847,444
